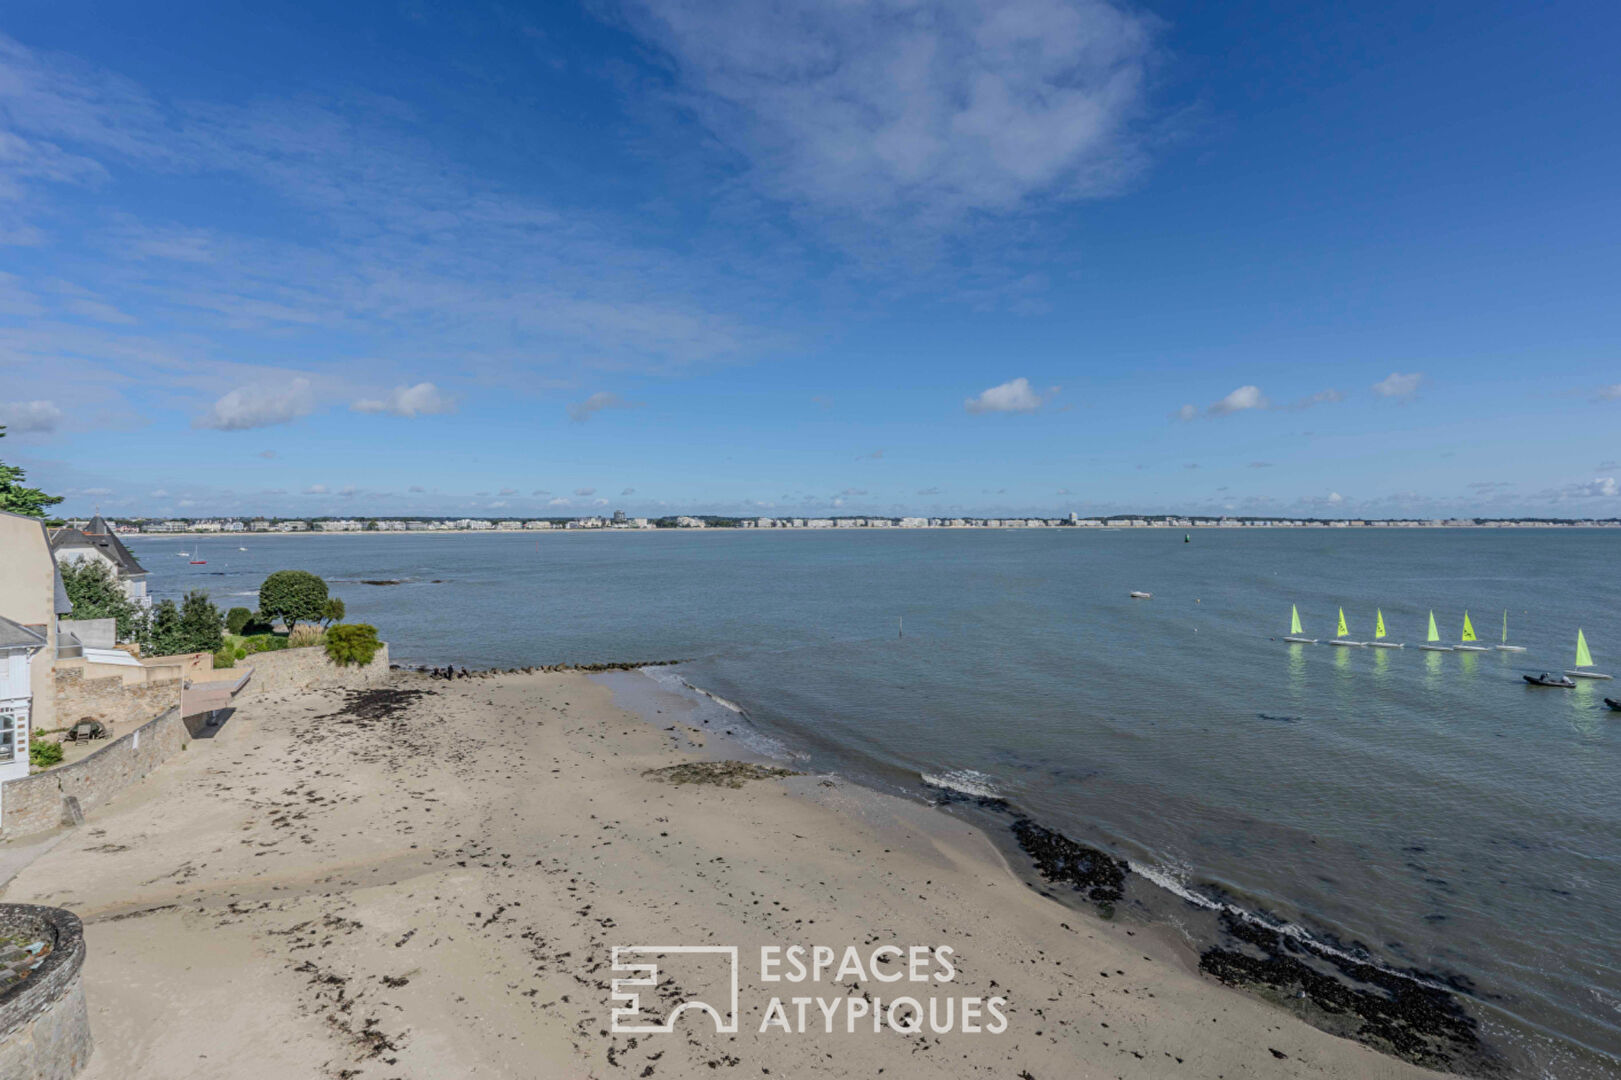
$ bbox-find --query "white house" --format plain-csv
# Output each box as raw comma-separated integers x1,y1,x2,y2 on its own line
1,509,74,790
49,513,151,607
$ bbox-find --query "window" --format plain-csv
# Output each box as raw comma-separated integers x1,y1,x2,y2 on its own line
0,711,15,763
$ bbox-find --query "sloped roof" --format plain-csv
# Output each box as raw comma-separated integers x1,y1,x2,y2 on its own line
0,614,47,650
50,514,148,577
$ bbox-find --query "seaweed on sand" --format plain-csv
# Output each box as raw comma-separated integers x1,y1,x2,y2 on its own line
1010,817,1128,916
643,761,800,789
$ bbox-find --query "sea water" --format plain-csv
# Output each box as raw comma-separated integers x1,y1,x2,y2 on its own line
133,527,1621,1074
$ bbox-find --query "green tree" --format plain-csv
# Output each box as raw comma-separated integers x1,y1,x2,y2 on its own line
325,623,380,667
144,599,182,656
59,560,140,642
0,426,64,518
177,590,224,653
320,597,345,629
257,570,329,635
225,606,254,635
141,591,223,656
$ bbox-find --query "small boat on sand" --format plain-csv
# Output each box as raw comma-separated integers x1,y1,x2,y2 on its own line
1524,673,1576,688
1283,604,1316,644
1565,629,1613,680
1366,608,1403,648
1454,610,1488,652
1129,591,1152,599
1494,609,1526,652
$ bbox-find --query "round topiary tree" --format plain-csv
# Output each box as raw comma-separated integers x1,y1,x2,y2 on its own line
225,606,253,635
257,570,329,636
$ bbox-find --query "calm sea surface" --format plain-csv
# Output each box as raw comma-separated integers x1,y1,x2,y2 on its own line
130,528,1621,1074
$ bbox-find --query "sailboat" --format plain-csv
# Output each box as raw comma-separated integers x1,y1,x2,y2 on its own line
1328,606,1365,647
1565,629,1613,680
1283,604,1316,644
189,539,206,565
1367,608,1403,648
1418,611,1452,651
1494,609,1526,652
1455,610,1488,652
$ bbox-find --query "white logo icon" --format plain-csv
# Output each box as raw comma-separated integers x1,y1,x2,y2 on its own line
610,946,740,1034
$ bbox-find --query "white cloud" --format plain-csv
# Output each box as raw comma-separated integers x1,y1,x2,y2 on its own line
303,484,328,494
1174,403,1197,422
574,487,596,497
1327,491,1344,504
78,486,112,496
623,0,1156,226
965,377,1047,414
621,487,636,496
351,381,456,418
547,496,570,506
195,378,314,431
408,485,426,493
0,399,63,433
1373,372,1423,399
1289,388,1344,410
498,487,517,496
1596,384,1621,401
1566,477,1618,498
1206,385,1267,417
567,391,640,422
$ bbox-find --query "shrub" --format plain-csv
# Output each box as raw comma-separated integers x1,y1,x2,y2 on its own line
325,623,381,667
257,570,329,635
245,634,288,654
225,606,254,635
321,597,346,628
234,646,247,660
213,648,236,669
29,739,63,769
287,624,326,648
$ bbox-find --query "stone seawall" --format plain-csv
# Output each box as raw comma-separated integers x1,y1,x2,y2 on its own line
0,905,91,1079
0,708,188,840
229,642,391,698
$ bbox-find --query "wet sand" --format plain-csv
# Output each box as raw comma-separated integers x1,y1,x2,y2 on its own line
1,670,1451,1079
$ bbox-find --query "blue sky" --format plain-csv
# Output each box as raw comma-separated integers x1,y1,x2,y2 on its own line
1,0,1617,520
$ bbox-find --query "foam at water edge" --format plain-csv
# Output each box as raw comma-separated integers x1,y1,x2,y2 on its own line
920,769,1006,802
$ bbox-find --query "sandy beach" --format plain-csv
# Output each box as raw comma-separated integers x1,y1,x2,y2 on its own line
0,669,1451,1079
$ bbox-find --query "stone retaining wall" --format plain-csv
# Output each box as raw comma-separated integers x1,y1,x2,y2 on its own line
0,905,91,1079
0,708,187,840
227,642,391,698
50,659,182,733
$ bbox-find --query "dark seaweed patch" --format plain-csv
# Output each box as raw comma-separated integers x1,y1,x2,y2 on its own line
1010,817,1128,916
1199,910,1495,1075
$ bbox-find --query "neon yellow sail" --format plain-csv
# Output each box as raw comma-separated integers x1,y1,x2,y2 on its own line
1290,605,1303,635
1576,629,1594,668
1427,611,1440,642
1336,607,1350,638
1461,611,1477,642
1375,609,1387,639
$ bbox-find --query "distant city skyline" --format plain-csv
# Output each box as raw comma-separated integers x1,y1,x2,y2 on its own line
2,2,1618,520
